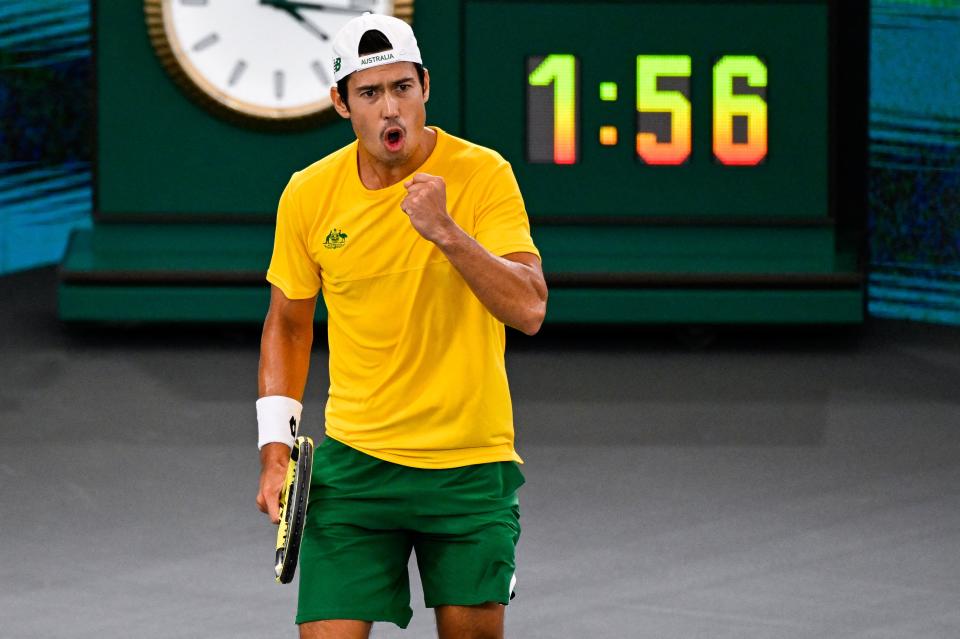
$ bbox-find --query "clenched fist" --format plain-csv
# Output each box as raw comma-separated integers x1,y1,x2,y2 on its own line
401,173,457,245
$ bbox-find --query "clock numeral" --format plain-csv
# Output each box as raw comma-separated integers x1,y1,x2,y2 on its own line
526,54,579,165
636,55,692,166
713,56,768,166
192,33,219,52
228,60,248,87
311,60,331,86
274,70,285,100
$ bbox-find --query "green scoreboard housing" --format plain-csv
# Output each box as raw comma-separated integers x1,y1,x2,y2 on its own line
60,0,868,324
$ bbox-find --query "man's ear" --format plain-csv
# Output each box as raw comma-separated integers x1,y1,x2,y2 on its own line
422,68,430,104
330,86,350,119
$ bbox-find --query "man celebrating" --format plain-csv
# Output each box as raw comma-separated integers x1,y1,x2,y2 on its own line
256,12,546,639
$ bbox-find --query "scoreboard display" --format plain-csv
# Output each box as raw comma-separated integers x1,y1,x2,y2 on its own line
464,1,829,221
525,54,770,167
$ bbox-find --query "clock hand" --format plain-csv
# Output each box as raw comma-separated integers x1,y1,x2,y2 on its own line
261,0,370,17
271,3,330,41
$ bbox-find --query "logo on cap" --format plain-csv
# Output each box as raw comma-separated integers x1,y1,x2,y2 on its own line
334,57,341,73
360,52,395,66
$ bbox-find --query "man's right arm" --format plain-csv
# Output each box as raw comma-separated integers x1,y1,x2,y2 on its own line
256,285,318,523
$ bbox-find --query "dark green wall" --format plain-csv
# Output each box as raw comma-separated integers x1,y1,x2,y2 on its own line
98,0,828,222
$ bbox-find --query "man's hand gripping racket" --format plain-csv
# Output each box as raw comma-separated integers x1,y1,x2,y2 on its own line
274,436,314,584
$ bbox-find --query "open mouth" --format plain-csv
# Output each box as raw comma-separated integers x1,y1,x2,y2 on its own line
383,127,405,152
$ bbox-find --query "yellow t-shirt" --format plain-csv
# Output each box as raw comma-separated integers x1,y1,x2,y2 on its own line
266,127,540,469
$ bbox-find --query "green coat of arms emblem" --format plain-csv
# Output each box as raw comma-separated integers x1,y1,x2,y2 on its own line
323,228,348,249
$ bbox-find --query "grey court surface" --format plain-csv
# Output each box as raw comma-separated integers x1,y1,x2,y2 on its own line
2,267,959,639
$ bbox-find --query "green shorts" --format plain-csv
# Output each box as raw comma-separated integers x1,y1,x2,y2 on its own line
295,436,525,629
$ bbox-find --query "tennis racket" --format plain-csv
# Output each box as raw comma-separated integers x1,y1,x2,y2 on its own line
275,435,314,584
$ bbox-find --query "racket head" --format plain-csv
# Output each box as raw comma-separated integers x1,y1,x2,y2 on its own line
275,435,314,584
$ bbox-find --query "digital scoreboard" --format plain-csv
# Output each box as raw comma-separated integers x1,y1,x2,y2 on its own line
464,1,830,221
526,53,768,167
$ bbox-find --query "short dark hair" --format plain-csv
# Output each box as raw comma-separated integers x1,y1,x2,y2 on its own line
336,29,425,110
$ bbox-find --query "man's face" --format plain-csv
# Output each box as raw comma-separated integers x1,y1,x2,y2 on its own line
331,62,430,168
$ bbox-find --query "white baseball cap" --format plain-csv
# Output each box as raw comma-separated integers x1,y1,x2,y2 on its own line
331,12,422,83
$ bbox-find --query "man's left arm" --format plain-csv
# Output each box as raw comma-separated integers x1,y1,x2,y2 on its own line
402,172,547,335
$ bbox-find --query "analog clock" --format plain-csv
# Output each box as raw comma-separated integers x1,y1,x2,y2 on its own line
145,0,413,128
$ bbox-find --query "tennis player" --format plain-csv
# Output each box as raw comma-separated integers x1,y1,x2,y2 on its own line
255,12,546,639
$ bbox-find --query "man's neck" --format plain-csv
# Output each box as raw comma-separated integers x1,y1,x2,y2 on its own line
357,127,437,190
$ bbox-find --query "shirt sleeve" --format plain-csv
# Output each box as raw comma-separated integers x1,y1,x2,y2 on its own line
266,174,322,299
473,160,541,260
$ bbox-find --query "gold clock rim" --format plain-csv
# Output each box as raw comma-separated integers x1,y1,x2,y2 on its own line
144,0,415,130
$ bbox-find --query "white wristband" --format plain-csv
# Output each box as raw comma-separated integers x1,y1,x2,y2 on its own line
256,395,303,450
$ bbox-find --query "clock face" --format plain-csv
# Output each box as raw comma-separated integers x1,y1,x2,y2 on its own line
146,0,407,126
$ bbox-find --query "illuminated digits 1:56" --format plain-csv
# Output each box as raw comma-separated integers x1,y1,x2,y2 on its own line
525,54,768,166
